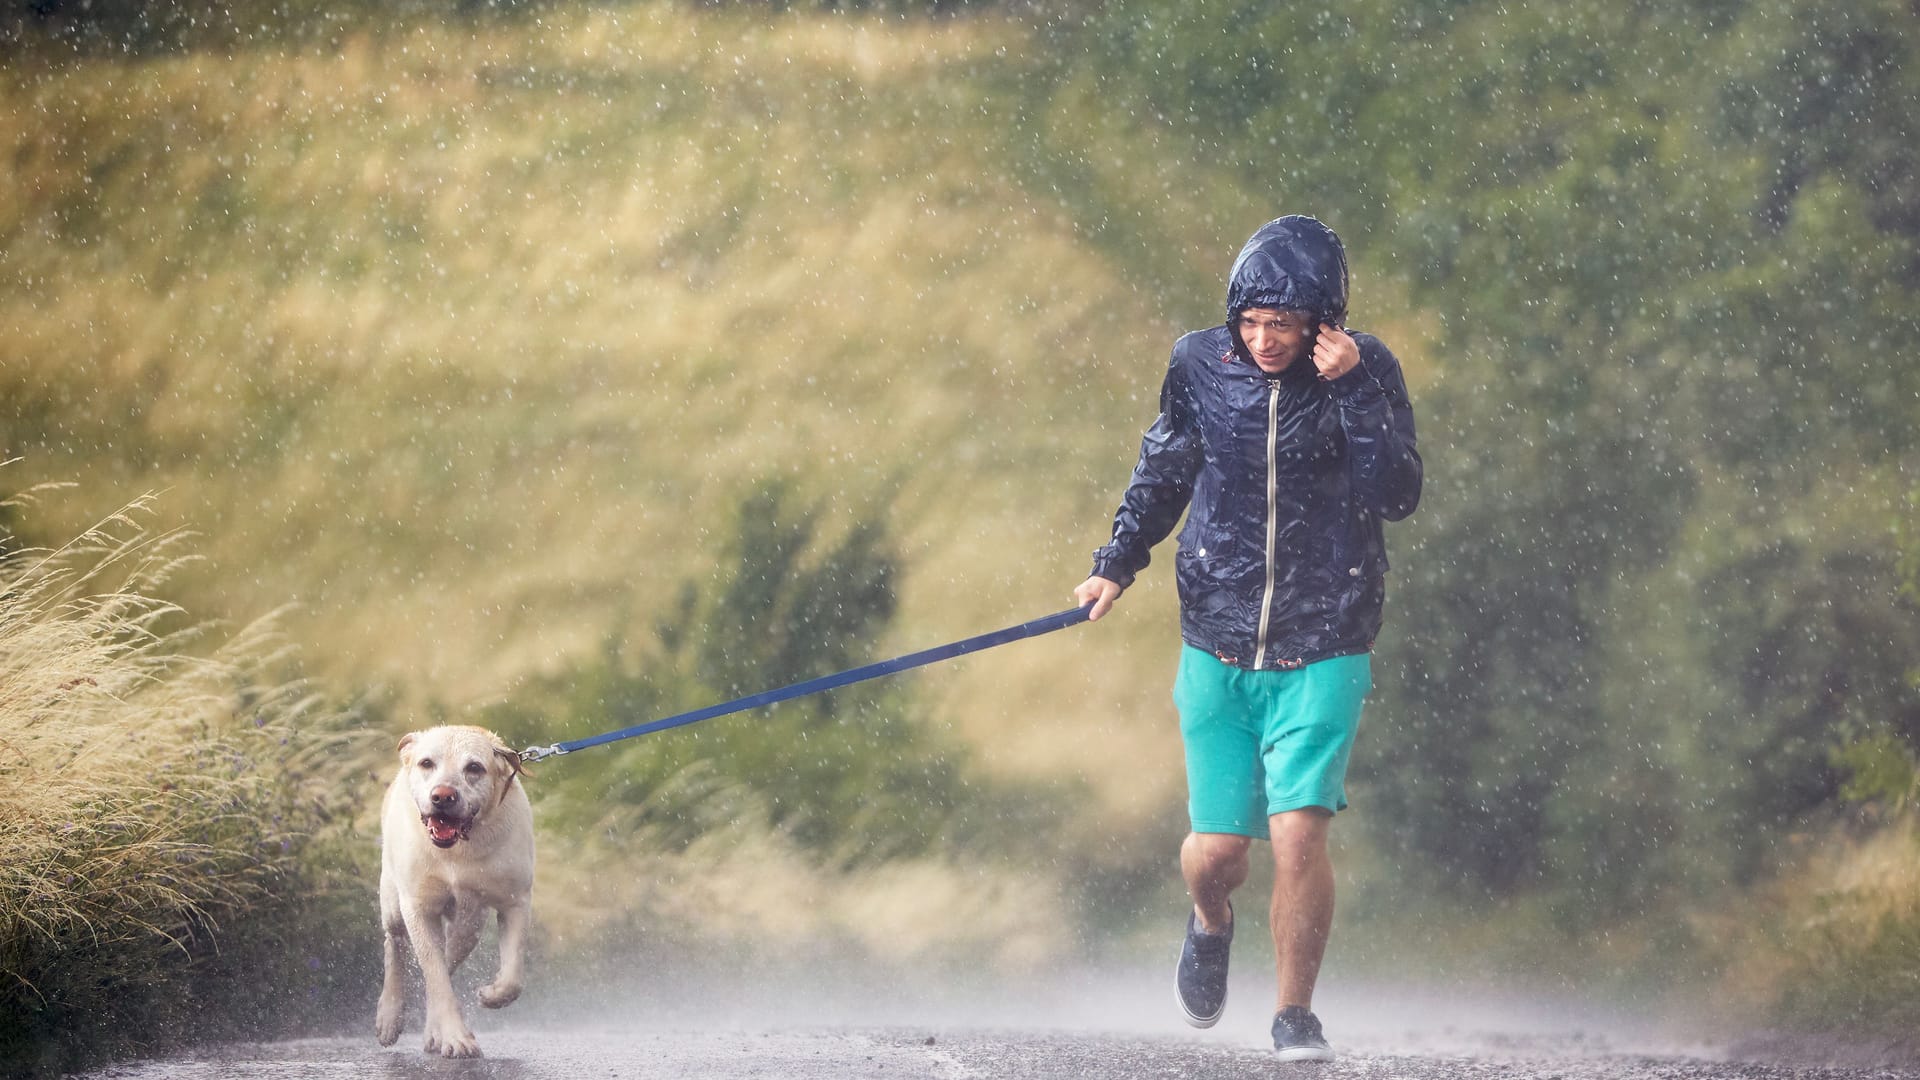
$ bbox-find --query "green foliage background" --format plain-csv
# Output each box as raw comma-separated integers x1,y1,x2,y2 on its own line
3,0,1919,1061
483,481,1062,866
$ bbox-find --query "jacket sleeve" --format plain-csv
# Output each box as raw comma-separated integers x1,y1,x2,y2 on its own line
1325,336,1422,521
1089,351,1204,589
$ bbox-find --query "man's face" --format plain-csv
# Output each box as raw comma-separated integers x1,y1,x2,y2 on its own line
1237,307,1313,374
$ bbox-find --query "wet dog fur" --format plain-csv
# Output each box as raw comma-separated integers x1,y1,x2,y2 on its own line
374,725,533,1058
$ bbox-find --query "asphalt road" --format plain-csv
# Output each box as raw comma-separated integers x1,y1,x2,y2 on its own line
74,1026,1920,1080
74,968,1920,1080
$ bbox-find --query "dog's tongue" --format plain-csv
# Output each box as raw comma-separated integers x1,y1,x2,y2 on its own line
427,815,462,844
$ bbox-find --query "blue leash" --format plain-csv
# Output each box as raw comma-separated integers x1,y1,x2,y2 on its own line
518,604,1093,762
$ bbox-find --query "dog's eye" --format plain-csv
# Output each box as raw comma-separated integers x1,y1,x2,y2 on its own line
464,762,486,776
417,758,434,769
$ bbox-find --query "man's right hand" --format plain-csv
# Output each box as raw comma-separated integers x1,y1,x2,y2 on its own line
1074,575,1125,621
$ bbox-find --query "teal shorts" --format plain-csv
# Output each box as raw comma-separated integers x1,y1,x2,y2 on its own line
1172,645,1372,839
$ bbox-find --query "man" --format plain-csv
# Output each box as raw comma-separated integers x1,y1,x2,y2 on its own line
1073,215,1421,1061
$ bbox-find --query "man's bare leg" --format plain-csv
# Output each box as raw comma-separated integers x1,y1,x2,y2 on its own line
1269,808,1334,1009
1181,831,1253,933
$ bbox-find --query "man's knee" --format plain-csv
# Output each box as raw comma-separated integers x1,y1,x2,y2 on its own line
1186,831,1255,870
1269,809,1331,861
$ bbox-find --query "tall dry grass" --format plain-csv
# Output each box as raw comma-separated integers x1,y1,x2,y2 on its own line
0,483,379,1076
0,2,1239,838
1703,820,1920,1048
3,5,1212,1021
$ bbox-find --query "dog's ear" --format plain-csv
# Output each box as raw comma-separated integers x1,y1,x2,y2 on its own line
397,731,418,759
491,745,526,806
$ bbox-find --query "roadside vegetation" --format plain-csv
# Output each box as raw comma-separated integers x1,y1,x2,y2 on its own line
1709,531,1920,1048
2,0,1917,1068
0,489,380,1076
485,481,1076,968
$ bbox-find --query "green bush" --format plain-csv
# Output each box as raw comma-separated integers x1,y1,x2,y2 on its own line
486,482,1060,867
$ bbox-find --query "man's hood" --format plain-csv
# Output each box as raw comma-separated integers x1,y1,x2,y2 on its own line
1224,215,1349,328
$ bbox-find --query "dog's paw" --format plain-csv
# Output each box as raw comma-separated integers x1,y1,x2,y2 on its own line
479,980,521,1009
422,1018,481,1058
374,998,404,1046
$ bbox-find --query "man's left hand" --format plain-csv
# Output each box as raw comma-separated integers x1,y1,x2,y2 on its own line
1312,324,1360,381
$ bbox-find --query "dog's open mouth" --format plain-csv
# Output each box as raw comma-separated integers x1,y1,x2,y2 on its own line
422,813,467,848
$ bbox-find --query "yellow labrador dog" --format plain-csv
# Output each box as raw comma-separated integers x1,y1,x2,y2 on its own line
374,725,533,1058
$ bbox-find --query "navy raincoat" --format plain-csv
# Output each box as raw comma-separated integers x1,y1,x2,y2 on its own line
1090,216,1422,670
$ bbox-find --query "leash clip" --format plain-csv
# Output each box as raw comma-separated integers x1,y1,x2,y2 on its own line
518,744,566,764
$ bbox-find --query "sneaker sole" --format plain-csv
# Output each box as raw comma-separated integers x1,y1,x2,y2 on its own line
1274,1046,1335,1063
1174,980,1224,1029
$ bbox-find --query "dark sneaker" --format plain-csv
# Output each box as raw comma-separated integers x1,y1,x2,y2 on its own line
1174,906,1232,1028
1272,1005,1334,1062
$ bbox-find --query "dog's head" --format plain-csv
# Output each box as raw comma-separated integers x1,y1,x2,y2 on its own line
395,725,525,849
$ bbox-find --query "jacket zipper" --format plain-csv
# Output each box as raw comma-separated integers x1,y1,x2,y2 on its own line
1254,381,1280,669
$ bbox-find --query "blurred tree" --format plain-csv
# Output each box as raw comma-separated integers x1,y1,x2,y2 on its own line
1715,0,1920,260
1693,544,1920,874
1050,0,1920,909
1827,493,1920,817
488,481,1050,865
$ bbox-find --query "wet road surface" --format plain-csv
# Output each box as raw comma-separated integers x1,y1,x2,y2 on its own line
76,1026,1920,1080
76,971,1920,1080
70,962,1920,1079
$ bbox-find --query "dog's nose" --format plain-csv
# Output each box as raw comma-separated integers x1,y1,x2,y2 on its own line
430,785,459,809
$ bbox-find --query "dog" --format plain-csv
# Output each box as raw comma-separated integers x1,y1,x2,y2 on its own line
374,725,534,1058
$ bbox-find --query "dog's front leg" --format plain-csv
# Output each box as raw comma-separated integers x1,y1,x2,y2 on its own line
375,869,410,1046
375,915,409,1046
405,905,480,1058
479,899,530,1009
